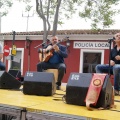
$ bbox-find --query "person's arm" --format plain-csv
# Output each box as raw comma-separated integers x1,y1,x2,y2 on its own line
57,45,68,58
110,60,115,66
0,53,3,62
110,48,116,66
0,44,3,62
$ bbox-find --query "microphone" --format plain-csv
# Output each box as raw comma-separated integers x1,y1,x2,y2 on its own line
108,37,115,43
108,37,115,41
34,39,50,49
47,39,50,41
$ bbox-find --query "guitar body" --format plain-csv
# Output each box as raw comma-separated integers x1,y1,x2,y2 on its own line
43,51,53,62
39,51,53,62
39,45,54,62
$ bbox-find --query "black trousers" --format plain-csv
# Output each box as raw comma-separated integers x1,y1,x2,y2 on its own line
37,62,66,86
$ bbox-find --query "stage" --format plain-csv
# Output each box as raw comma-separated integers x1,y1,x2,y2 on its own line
0,86,120,120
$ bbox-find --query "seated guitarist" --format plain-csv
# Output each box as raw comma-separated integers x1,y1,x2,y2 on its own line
37,35,68,90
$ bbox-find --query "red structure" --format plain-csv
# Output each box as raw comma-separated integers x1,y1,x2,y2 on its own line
0,30,119,83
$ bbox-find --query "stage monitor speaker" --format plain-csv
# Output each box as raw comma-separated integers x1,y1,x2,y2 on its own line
8,69,21,78
0,71,21,89
23,71,56,96
66,73,112,108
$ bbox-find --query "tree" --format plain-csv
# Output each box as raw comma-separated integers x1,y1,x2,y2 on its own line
36,0,63,41
0,0,13,32
35,0,86,41
18,0,120,41
78,0,120,29
18,0,79,41
0,0,13,16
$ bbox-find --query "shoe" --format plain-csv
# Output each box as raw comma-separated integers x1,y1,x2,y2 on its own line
56,85,61,90
114,90,119,96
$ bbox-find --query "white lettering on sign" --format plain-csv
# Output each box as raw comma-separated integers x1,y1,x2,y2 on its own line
4,49,9,53
71,74,79,80
74,42,110,49
27,72,33,77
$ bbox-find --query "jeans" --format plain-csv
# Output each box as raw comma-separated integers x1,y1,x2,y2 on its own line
37,62,66,86
0,61,5,70
95,64,120,91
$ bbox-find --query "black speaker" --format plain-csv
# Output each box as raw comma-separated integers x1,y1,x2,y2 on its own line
23,71,56,96
8,69,21,78
66,73,112,108
0,71,21,89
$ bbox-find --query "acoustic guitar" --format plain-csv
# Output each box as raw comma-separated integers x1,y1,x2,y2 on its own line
39,37,69,62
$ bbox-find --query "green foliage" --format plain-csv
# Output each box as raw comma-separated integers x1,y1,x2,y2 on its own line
58,21,64,25
0,0,13,17
21,0,120,31
17,0,120,38
79,0,120,29
17,0,31,4
25,5,33,12
5,0,119,32
1,0,120,31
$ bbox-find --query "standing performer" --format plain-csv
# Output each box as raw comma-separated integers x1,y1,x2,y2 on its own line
95,32,120,95
0,43,6,70
37,35,68,90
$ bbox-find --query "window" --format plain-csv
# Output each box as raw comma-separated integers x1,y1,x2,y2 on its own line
83,53,101,73
80,49,104,73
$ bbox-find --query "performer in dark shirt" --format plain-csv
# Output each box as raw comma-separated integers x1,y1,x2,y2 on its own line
0,43,5,70
95,32,120,95
37,35,68,90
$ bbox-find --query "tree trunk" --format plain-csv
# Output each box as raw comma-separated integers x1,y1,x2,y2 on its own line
43,18,47,42
52,0,62,36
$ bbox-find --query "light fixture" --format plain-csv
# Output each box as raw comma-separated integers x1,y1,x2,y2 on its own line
66,39,70,47
26,36,30,41
66,39,70,53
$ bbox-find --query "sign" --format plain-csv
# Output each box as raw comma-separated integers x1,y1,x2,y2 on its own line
74,42,111,49
3,45,10,56
11,45,17,55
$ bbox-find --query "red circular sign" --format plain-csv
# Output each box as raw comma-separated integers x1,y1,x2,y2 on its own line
3,45,10,56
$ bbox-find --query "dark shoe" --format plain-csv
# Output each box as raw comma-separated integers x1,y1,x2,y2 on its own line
56,85,61,90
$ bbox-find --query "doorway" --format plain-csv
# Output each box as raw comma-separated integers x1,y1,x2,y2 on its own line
8,48,24,75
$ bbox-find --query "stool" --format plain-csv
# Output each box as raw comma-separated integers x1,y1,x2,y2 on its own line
45,69,58,83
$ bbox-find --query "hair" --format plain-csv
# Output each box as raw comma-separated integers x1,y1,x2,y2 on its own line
50,35,58,40
114,32,120,37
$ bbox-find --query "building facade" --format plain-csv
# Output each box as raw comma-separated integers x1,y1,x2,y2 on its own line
0,30,119,83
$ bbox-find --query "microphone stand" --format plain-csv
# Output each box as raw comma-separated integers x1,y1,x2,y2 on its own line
34,41,48,63
41,44,45,62
34,39,50,49
108,39,113,77
34,42,46,49
26,36,32,71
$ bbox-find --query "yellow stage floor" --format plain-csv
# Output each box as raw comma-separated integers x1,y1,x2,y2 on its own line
0,86,120,120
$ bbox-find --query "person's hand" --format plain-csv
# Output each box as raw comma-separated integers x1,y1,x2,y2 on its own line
53,44,59,52
115,55,120,60
110,60,115,66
